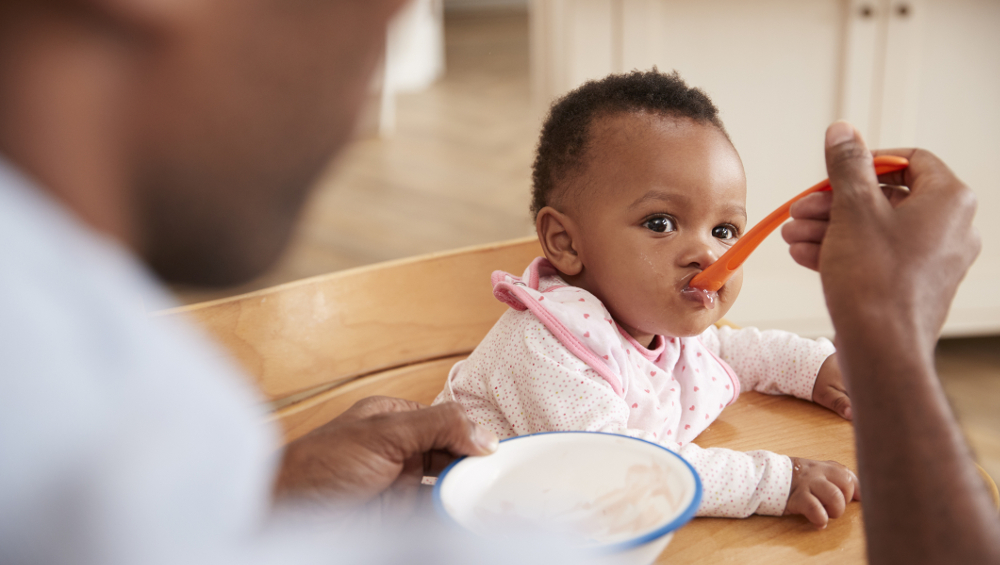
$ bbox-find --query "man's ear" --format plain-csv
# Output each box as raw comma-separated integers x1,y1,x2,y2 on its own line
535,206,583,276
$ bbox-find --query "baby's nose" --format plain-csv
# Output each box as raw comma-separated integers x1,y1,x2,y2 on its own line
683,239,720,270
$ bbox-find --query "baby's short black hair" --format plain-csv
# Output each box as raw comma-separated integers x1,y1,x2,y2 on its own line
530,69,727,218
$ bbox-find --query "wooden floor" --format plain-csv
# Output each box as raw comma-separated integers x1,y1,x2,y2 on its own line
176,9,1000,488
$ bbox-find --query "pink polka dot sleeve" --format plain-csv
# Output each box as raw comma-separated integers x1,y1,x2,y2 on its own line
702,326,836,400
679,443,792,517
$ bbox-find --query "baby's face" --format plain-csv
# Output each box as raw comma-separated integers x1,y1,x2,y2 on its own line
562,113,747,343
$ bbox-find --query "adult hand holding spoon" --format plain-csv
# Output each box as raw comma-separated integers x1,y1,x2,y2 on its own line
687,155,909,294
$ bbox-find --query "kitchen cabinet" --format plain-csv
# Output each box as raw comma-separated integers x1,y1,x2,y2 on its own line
530,0,1000,337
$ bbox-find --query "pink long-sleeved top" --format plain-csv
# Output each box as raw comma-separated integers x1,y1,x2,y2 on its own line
434,258,836,518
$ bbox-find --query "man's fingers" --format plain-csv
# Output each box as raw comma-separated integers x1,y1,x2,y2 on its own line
870,147,954,196
788,242,821,271
339,396,426,423
782,219,828,245
824,121,886,214
783,191,831,273
373,402,499,465
789,191,833,221
880,184,911,208
868,147,919,187
423,449,458,477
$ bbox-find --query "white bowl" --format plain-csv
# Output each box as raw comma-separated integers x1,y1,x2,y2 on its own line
433,431,702,565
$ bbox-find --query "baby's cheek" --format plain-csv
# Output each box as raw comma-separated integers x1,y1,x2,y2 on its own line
717,269,744,311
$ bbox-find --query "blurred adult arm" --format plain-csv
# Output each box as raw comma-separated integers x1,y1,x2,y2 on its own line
782,121,1000,564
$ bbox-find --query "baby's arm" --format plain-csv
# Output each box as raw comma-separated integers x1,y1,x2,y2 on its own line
678,442,791,518
704,325,852,419
702,325,835,400
681,443,860,525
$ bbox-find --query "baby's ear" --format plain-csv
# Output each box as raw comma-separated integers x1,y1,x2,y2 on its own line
536,206,583,276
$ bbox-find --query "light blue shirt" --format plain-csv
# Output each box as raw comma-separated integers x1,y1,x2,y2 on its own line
0,157,281,564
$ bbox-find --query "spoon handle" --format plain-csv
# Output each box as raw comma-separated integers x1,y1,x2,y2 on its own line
688,155,909,292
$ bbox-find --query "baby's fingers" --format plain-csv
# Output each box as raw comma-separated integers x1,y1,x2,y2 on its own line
796,493,830,529
815,385,853,420
813,480,848,520
827,464,862,503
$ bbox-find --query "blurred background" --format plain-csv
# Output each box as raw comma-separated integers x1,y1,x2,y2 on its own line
177,0,999,482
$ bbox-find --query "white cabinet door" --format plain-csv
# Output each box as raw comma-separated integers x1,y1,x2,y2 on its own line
531,0,620,111
881,0,1000,335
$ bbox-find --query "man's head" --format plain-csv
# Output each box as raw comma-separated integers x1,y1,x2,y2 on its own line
0,0,406,285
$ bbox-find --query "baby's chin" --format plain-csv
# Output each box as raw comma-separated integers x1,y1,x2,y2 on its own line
620,289,738,340
660,322,715,339
657,307,730,338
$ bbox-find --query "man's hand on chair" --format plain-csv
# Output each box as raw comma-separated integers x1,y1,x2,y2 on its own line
274,397,498,512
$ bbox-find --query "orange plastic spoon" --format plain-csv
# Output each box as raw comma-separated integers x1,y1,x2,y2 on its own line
688,155,909,292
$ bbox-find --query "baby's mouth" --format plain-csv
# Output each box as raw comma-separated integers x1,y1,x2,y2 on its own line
679,274,718,310
680,287,718,309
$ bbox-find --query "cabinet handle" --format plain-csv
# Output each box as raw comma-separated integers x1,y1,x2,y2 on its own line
859,4,874,18
896,3,911,17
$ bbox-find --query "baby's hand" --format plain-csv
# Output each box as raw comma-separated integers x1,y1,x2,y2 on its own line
812,354,852,420
784,457,861,529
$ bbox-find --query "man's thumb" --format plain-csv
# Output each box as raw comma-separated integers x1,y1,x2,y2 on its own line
824,121,883,210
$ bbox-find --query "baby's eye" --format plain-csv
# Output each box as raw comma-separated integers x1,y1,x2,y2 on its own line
643,216,677,233
712,225,738,240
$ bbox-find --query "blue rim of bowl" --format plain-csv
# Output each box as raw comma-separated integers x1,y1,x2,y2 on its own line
431,430,703,553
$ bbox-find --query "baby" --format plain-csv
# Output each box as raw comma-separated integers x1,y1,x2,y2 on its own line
435,70,859,528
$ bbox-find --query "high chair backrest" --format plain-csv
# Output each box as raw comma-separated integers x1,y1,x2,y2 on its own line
158,237,543,442
160,236,749,444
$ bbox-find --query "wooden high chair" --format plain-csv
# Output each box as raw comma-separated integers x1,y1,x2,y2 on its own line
160,236,998,564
